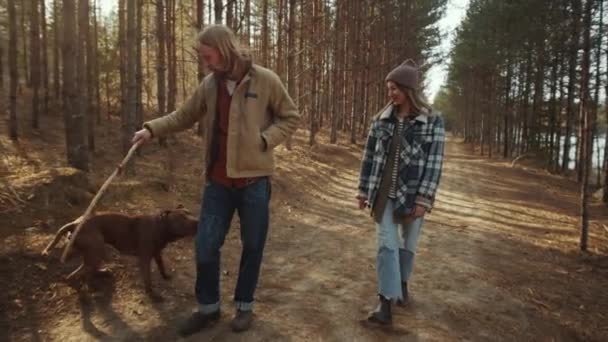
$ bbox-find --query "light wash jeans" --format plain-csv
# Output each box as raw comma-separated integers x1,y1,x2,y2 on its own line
376,199,424,301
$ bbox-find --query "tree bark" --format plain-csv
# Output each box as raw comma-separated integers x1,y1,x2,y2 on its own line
261,0,269,67
136,0,144,130
52,0,60,102
40,0,49,116
8,0,19,140
214,0,222,24
78,0,93,151
125,0,138,173
579,0,592,251
156,0,167,146
63,0,88,170
563,0,581,172
30,0,40,128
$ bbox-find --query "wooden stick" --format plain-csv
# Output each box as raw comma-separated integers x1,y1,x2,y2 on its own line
60,141,142,263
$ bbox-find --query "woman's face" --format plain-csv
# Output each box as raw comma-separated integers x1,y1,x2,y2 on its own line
386,81,407,106
199,44,224,72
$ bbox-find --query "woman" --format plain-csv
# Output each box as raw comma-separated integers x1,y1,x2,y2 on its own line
356,60,445,325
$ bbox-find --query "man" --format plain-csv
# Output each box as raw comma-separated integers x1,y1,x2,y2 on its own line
132,24,300,336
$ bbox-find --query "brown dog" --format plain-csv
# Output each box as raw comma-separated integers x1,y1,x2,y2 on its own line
42,206,198,301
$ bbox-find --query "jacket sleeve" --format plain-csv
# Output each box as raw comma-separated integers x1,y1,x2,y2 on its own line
143,81,207,138
415,115,445,211
357,122,377,199
261,71,301,150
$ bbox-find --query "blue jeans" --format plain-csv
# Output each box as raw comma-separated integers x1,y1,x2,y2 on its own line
376,199,424,301
195,177,271,313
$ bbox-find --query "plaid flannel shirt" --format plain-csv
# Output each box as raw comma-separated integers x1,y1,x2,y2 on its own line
357,104,445,217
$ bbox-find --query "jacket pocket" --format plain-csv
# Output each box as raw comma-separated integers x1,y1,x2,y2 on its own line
400,136,426,166
238,128,273,171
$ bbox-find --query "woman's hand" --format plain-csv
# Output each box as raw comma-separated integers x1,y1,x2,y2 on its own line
132,128,152,145
411,205,426,218
356,195,368,210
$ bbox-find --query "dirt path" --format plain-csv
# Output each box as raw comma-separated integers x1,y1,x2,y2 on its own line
2,128,608,342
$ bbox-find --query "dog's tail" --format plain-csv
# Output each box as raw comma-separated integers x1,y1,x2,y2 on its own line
41,216,84,256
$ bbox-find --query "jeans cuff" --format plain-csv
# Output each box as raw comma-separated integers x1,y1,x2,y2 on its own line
235,300,255,311
198,301,220,314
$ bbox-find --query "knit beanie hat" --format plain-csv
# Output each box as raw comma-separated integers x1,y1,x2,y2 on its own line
385,59,419,90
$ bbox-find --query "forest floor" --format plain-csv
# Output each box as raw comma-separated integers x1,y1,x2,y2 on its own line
1,107,608,342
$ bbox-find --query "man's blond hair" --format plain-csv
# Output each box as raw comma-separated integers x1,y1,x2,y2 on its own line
197,24,251,79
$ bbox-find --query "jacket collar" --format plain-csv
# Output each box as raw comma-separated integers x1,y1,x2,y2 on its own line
379,103,428,124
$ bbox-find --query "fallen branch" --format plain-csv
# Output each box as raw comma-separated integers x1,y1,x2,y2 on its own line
530,297,550,309
511,153,531,167
603,224,608,235
60,141,142,263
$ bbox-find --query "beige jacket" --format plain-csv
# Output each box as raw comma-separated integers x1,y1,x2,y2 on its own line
143,64,300,178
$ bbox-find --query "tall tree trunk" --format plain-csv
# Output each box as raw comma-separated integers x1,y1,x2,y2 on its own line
330,0,342,144
276,0,285,79
214,0,222,24
78,0,92,151
180,1,187,103
284,0,296,150
349,0,361,144
548,53,559,170
563,0,581,172
136,0,144,130
8,0,19,140
196,0,205,82
156,0,167,146
297,0,304,107
119,0,127,134
93,0,101,123
63,0,88,170
125,0,137,173
52,0,60,102
579,0,592,251
245,0,251,42
30,0,40,129
603,0,608,202
261,0,269,67
196,0,205,136
166,0,176,114
226,0,233,28
592,0,603,186
22,1,29,87
532,39,546,151
40,0,49,116
503,57,513,158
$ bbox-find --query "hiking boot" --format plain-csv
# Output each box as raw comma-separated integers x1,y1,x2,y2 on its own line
367,295,392,325
230,309,253,332
396,282,409,306
178,309,220,337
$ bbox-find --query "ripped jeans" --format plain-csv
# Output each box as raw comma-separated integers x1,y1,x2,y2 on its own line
376,199,424,301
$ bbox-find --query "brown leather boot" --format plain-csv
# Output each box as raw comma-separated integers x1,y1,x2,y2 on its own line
177,310,221,337
230,309,253,332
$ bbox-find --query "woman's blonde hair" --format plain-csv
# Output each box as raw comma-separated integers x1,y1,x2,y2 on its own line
396,83,433,115
197,25,251,79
